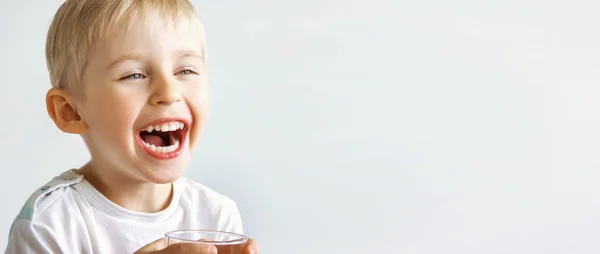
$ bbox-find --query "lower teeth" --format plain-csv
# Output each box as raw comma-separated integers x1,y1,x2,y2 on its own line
144,140,180,153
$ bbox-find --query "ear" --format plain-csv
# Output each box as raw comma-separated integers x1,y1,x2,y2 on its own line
46,88,88,134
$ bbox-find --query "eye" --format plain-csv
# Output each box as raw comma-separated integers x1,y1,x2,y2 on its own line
120,73,146,80
177,69,198,75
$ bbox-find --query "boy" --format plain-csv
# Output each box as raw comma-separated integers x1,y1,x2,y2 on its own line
5,0,259,253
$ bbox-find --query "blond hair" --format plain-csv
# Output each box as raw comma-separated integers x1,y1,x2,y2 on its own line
46,0,206,93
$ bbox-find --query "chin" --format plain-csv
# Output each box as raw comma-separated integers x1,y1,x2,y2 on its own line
145,169,185,184
138,161,188,184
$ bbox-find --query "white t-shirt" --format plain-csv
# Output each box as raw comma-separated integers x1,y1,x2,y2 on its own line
5,169,244,253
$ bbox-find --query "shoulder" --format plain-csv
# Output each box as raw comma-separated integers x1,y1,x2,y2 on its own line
12,169,84,224
176,177,244,234
6,170,87,253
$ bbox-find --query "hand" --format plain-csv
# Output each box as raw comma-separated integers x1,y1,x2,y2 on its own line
135,237,259,254
243,238,259,254
135,239,217,254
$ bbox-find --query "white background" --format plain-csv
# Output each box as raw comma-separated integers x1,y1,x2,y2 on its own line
1,0,600,253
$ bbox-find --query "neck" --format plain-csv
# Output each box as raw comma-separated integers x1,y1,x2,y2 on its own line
77,161,173,213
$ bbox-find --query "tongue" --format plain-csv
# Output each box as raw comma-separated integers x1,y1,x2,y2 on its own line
143,133,166,147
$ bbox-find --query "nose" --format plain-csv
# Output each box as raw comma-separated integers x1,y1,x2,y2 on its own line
149,75,182,106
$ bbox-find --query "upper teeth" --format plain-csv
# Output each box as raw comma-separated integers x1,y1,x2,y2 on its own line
145,121,185,132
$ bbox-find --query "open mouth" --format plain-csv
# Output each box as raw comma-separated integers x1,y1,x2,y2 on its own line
138,120,187,157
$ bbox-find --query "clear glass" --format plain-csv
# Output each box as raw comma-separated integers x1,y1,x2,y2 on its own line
165,230,248,254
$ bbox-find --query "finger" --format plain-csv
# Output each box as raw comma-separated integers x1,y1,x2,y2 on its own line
244,238,260,254
134,239,167,253
163,243,218,254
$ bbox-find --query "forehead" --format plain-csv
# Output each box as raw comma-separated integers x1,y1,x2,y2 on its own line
113,21,202,51
90,20,206,65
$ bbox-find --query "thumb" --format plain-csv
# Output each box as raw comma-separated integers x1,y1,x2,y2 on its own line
134,238,167,253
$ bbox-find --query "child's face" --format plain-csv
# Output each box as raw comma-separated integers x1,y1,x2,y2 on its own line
76,21,208,183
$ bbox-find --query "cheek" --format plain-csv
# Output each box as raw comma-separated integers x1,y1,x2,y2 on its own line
184,83,209,147
82,94,142,144
184,81,209,114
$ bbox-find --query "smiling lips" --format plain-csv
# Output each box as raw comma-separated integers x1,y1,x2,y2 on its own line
137,119,189,160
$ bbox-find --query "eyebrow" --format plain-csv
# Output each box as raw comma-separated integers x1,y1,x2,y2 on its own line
107,53,145,69
177,50,204,61
106,50,204,69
